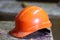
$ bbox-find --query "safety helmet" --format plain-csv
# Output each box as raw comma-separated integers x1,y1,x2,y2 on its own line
9,6,52,38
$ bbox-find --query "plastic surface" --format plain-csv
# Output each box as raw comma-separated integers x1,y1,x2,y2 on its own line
9,6,52,38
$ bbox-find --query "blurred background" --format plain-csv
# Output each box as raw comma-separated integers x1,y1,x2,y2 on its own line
0,0,60,40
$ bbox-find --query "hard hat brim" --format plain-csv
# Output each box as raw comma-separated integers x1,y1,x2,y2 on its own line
9,21,52,38
9,30,36,38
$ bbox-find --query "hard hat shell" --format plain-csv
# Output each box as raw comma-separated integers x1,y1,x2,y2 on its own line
9,6,52,38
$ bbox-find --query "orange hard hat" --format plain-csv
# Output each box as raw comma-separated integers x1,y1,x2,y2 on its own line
9,6,52,38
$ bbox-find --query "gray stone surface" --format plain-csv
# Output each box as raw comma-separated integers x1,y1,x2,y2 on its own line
0,1,22,13
0,1,60,21
0,21,53,40
0,1,60,16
